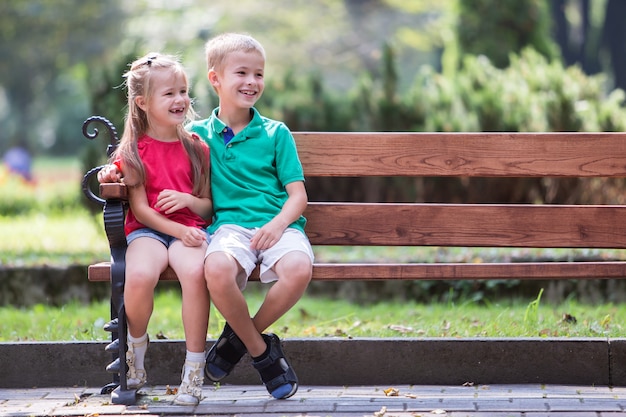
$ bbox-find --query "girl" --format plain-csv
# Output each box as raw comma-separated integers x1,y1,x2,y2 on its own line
99,53,211,406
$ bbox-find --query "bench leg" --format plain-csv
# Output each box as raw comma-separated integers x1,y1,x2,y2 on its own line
101,301,119,394
110,311,136,405
102,199,137,405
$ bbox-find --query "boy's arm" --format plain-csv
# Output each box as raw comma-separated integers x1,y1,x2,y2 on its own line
250,181,307,250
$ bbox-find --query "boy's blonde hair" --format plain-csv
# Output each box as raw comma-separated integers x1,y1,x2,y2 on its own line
113,52,210,197
204,32,266,73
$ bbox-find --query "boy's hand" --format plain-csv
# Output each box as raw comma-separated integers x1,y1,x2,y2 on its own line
97,164,122,183
156,189,191,214
250,222,284,250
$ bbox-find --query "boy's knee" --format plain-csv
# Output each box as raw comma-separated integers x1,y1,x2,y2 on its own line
204,256,237,284
279,252,312,277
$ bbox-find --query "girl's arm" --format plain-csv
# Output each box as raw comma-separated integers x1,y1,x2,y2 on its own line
127,183,207,247
97,164,122,183
155,189,213,220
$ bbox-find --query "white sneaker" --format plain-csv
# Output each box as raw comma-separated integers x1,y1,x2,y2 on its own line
174,360,205,406
126,336,148,389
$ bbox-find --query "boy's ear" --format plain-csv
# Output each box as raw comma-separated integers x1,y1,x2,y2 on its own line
207,70,220,88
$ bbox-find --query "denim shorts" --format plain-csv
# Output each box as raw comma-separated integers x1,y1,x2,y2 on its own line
127,227,210,248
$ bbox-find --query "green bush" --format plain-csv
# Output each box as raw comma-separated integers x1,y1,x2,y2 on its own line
405,48,626,133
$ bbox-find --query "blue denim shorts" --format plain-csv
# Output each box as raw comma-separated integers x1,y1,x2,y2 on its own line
127,227,209,248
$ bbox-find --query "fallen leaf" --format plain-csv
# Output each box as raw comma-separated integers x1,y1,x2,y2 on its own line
299,308,310,319
165,385,178,395
462,382,474,387
383,387,399,396
334,328,348,337
538,328,556,337
373,406,387,416
388,325,414,333
431,409,447,414
562,313,577,324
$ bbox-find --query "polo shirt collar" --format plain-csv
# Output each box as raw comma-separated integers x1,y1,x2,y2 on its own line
209,107,263,143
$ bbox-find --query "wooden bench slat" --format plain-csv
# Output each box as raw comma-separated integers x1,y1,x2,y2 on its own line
295,132,626,177
305,203,626,248
88,261,626,282
91,197,626,249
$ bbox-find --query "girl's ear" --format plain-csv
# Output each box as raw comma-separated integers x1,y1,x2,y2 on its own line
135,96,147,111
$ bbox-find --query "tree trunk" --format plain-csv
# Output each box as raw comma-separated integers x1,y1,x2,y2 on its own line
603,0,626,92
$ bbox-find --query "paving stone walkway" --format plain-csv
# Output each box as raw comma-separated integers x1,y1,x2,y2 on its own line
2,384,626,416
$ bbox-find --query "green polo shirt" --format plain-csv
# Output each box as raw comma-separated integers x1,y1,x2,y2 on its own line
188,107,306,234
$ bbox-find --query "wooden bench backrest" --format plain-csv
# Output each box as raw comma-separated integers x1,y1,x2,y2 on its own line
91,132,626,282
297,132,626,249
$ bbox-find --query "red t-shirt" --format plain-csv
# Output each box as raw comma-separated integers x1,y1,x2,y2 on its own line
124,134,210,236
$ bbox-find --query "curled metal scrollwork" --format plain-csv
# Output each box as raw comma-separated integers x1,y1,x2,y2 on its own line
82,115,119,158
82,116,120,205
81,165,106,205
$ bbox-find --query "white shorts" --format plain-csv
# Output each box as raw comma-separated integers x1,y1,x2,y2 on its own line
205,224,314,289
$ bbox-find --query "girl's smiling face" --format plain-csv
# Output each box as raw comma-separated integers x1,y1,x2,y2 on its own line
136,68,190,139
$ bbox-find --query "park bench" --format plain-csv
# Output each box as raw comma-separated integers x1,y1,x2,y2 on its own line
82,115,626,404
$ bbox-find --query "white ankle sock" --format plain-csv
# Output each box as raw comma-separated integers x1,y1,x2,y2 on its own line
128,333,148,369
185,350,206,363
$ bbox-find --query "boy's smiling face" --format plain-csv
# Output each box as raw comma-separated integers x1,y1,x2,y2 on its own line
211,50,265,111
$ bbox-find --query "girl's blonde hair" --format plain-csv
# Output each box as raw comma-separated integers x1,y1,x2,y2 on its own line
113,52,210,197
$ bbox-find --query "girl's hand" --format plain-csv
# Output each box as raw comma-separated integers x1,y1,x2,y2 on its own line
180,226,206,247
97,165,122,183
155,189,190,214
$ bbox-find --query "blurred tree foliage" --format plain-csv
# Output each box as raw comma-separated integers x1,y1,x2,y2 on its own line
1,0,625,169
0,0,125,155
456,0,559,68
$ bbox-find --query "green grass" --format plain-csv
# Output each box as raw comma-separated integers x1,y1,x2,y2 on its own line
0,287,623,342
0,211,110,266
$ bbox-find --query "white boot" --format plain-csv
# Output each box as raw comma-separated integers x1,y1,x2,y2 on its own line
126,336,149,389
174,360,205,406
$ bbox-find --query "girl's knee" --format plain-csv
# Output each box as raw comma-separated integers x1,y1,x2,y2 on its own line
125,267,160,289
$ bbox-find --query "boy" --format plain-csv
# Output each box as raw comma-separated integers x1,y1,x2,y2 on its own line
187,33,314,400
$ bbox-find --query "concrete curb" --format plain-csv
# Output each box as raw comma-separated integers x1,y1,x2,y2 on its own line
1,338,624,388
